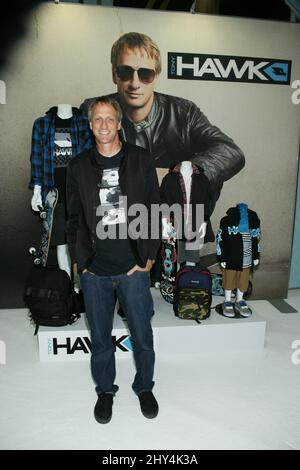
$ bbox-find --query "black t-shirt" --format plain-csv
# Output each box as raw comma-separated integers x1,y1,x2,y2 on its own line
53,115,73,202
88,149,137,276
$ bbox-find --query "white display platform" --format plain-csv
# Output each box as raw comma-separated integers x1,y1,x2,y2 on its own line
38,289,266,362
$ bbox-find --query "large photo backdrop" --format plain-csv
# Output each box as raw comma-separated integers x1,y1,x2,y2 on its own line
1,3,300,306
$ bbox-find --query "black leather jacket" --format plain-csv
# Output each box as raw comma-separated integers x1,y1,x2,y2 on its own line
81,92,245,204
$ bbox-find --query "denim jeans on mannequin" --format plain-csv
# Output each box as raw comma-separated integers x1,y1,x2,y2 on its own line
80,270,155,395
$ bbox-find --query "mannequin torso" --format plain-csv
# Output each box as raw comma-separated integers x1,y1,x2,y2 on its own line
179,161,206,264
180,161,193,220
31,104,73,203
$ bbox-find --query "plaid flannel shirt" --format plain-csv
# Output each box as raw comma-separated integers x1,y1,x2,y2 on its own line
29,107,92,199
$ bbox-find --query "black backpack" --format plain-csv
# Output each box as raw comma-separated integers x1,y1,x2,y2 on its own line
23,266,81,334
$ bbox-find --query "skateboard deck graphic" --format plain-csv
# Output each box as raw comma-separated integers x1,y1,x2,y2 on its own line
29,188,58,267
159,224,177,304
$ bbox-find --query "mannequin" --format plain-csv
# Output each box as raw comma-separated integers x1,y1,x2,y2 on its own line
30,104,92,289
161,161,212,269
31,103,73,209
180,161,207,266
216,203,261,317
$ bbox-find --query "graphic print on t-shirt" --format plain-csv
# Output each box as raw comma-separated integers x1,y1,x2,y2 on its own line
242,232,252,268
54,128,72,167
53,117,73,203
99,167,126,226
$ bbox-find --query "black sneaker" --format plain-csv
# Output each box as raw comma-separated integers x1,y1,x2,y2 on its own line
94,393,113,424
138,391,159,419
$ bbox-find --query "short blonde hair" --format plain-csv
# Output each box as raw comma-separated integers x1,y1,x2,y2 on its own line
111,32,161,75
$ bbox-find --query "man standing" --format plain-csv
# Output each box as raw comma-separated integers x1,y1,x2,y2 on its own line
81,32,245,207
66,96,160,423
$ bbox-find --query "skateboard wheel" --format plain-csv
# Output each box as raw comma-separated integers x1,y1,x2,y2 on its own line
29,247,36,255
34,258,41,265
39,210,47,220
165,285,173,294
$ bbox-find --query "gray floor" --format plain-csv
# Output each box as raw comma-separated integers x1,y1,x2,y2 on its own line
0,290,300,450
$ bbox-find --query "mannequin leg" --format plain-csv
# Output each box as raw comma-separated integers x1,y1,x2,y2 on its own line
236,288,244,302
56,244,71,276
224,290,232,302
221,270,235,317
57,244,81,293
234,269,252,317
185,241,200,267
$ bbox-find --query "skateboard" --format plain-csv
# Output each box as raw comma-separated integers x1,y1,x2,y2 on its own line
29,188,59,267
159,224,177,304
211,273,225,296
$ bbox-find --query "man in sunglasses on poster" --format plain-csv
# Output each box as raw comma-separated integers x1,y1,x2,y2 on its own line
81,32,245,215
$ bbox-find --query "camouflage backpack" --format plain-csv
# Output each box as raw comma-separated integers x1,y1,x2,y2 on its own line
173,267,212,322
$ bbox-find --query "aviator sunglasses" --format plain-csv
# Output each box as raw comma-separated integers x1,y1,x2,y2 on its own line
115,65,156,84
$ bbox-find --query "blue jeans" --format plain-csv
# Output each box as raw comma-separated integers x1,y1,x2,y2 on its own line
80,270,155,395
